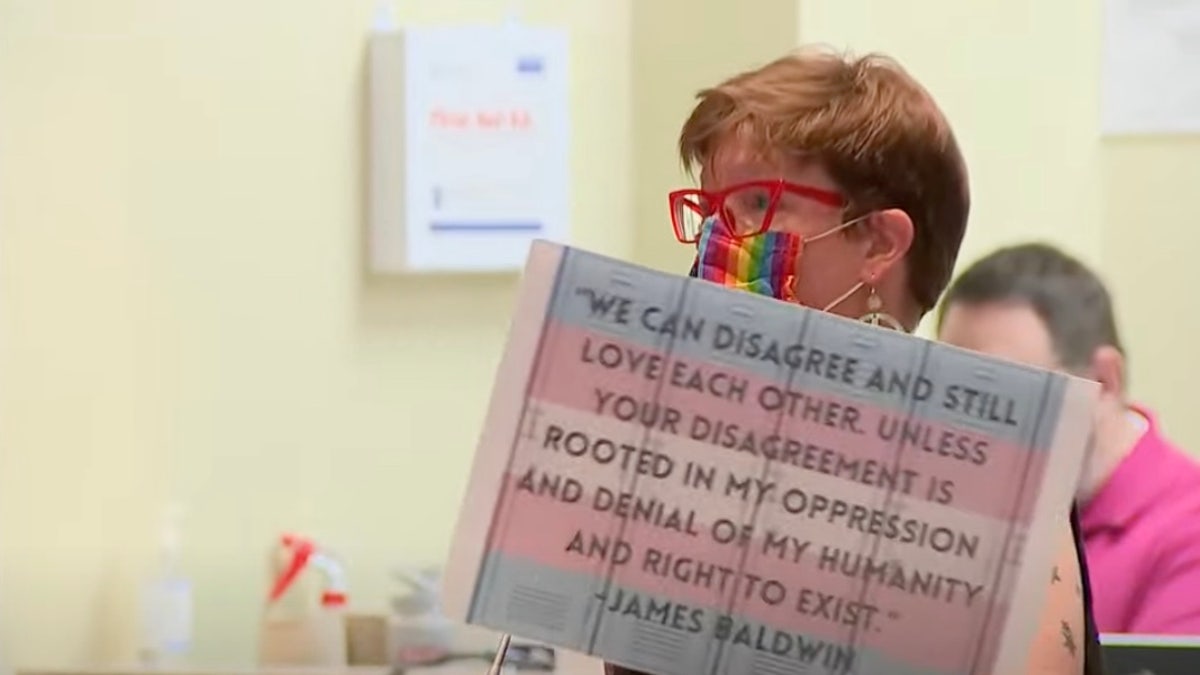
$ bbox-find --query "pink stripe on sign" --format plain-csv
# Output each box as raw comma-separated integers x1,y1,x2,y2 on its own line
486,471,1009,673
527,322,1047,523
508,400,1016,568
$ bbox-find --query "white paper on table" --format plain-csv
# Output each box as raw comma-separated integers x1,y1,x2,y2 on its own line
1102,0,1200,135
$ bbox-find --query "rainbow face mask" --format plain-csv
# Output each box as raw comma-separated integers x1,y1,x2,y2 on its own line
689,217,802,302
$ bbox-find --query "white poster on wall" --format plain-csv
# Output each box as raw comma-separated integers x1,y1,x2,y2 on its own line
1102,0,1200,135
369,23,570,273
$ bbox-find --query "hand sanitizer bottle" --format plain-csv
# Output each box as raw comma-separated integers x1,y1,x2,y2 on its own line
138,503,193,668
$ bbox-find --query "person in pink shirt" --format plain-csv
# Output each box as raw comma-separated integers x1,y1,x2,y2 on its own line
938,242,1200,635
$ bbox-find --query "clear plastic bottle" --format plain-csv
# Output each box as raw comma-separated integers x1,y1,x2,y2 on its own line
137,504,193,668
390,567,454,666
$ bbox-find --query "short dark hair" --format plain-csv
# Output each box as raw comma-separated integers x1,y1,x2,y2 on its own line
937,242,1123,370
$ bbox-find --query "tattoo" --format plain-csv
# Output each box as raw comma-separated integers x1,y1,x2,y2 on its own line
1060,620,1076,657
1052,566,1062,583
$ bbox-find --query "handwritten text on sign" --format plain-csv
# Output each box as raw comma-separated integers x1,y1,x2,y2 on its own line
447,243,1093,675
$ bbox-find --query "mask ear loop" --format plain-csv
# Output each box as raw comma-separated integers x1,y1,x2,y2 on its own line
805,212,869,245
821,280,864,313
792,212,872,304
813,211,905,331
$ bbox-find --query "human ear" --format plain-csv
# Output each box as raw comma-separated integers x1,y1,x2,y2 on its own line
859,208,914,281
1087,345,1125,399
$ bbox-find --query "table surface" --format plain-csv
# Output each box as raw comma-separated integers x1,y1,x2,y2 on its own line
17,651,604,675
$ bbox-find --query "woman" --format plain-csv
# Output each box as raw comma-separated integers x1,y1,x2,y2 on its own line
606,48,1102,674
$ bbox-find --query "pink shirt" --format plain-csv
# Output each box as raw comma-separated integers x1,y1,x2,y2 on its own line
1081,405,1200,635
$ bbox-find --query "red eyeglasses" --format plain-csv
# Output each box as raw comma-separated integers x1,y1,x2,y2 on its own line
668,179,846,244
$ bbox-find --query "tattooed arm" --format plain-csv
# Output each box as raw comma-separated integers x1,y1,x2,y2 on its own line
1022,519,1085,675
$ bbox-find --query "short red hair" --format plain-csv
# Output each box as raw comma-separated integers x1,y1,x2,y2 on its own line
679,47,970,313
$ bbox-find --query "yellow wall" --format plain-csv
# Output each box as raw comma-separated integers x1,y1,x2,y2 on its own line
1,0,1197,670
629,0,799,274
796,0,1200,449
1101,140,1200,450
0,0,633,666
794,0,1105,334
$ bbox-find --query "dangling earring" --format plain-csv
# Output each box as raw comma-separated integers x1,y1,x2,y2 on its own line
859,285,904,331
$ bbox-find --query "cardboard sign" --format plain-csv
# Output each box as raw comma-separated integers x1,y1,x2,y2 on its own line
445,242,1097,675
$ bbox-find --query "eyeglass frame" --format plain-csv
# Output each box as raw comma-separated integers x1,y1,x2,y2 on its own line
667,179,848,244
